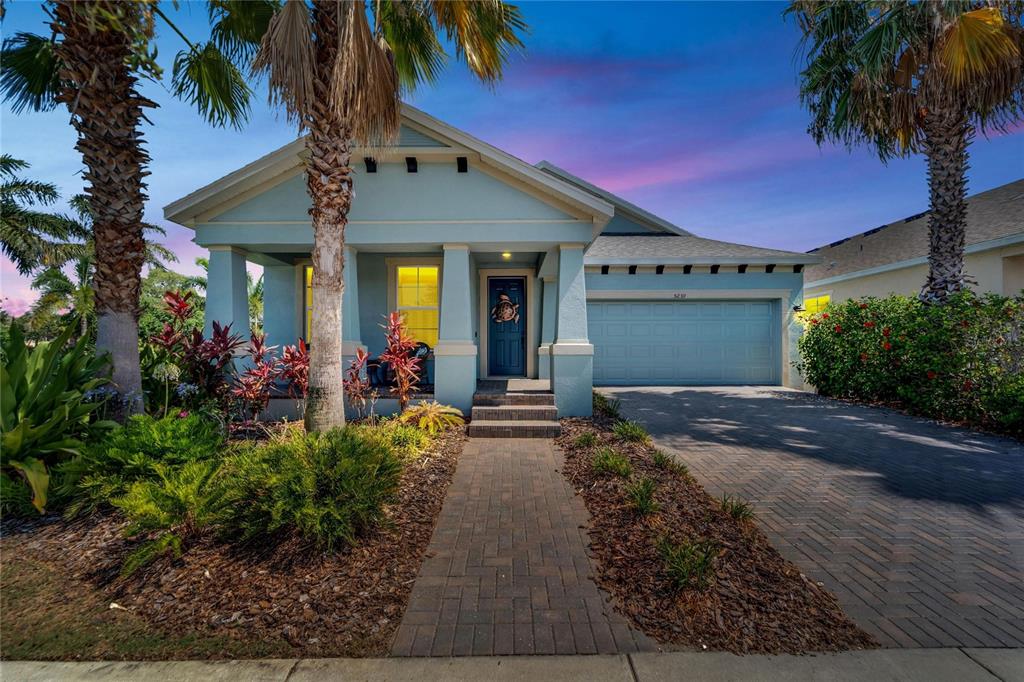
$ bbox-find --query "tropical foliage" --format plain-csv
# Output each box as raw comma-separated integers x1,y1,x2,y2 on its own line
398,401,465,435
0,322,112,513
1,1,274,414
788,1,1024,302
797,292,1024,436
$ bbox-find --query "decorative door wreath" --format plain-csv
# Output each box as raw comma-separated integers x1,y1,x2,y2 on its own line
490,293,520,324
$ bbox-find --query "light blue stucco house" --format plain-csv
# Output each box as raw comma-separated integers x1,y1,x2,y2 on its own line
164,106,819,419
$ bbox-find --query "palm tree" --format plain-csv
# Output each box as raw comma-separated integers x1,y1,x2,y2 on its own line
788,1,1024,303
1,1,273,415
254,0,525,431
0,155,89,275
24,194,176,339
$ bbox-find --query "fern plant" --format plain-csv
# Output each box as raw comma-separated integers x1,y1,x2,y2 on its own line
113,459,226,576
398,401,464,435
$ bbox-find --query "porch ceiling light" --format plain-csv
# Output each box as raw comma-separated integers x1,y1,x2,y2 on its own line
501,252,512,260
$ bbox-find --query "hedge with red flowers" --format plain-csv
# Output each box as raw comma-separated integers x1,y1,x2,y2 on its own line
796,292,1023,437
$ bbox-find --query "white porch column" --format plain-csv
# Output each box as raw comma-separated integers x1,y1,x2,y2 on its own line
263,263,299,349
538,275,557,380
551,243,593,416
342,246,364,362
204,246,249,338
434,244,477,412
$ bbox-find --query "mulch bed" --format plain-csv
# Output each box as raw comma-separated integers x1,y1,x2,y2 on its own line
557,416,877,654
1,427,465,659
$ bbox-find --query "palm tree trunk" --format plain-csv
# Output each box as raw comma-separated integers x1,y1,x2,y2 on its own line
920,109,970,304
304,1,351,432
52,1,152,416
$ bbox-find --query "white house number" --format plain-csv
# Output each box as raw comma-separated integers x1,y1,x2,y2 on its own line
672,293,688,299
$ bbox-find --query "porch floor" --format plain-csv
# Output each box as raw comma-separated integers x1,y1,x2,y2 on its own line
476,379,552,394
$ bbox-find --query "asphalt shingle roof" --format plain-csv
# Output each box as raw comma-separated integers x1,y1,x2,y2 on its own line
805,179,1024,283
585,234,817,265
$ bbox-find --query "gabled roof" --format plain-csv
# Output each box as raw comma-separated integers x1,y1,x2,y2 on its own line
806,179,1024,284
535,161,691,236
586,233,818,266
164,105,614,229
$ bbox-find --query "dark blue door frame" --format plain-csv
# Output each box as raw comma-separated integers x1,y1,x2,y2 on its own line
487,276,526,376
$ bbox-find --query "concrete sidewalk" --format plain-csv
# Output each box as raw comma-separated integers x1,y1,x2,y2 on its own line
4,649,1022,682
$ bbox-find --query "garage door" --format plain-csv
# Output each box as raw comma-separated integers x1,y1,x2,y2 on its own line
588,300,780,385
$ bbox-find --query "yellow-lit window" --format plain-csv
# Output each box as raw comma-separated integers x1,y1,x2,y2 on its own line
396,265,439,347
304,266,313,340
803,294,831,314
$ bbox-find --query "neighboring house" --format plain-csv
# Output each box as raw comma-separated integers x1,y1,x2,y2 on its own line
165,106,818,417
804,179,1024,312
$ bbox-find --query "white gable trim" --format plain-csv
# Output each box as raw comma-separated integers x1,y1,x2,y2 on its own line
164,104,614,231
535,161,691,237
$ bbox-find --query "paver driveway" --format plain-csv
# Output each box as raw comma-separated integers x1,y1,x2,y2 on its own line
605,386,1024,649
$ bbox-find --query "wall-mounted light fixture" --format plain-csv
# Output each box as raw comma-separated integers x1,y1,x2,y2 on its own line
405,157,418,173
364,157,377,173
457,156,468,173
501,251,512,260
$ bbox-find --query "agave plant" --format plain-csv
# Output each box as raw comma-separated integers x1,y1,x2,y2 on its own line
0,321,113,513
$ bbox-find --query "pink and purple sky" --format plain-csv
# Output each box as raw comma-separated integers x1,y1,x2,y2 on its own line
2,1,1021,316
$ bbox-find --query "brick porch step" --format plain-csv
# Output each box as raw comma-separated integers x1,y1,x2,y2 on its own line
471,405,558,421
471,392,556,407
466,419,561,438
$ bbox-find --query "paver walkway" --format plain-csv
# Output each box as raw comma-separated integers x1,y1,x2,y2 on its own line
391,438,654,656
605,386,1024,649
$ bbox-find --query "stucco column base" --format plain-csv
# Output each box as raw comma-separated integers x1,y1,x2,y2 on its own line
537,344,551,379
551,343,594,417
434,342,477,414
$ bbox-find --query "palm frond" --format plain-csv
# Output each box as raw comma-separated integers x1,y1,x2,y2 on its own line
940,7,1021,88
428,0,525,84
329,0,401,146
378,0,446,91
0,32,62,114
172,41,253,129
209,0,280,62
253,0,316,125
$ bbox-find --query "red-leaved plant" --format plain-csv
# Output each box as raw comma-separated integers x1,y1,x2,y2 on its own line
379,312,421,412
344,347,372,418
232,332,280,422
279,339,310,401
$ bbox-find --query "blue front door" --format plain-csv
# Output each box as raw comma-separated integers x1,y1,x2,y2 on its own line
488,277,526,376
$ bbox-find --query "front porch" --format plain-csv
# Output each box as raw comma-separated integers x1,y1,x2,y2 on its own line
207,243,596,417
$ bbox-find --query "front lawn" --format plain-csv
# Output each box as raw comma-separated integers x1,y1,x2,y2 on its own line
558,400,876,653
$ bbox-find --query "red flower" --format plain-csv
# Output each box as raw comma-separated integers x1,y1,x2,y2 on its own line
859,303,868,309
960,320,970,328
863,321,875,328
809,318,819,325
859,352,869,362
926,370,937,380
882,327,891,337
882,341,892,351
962,380,973,391
834,324,842,333
821,312,830,319
178,410,189,419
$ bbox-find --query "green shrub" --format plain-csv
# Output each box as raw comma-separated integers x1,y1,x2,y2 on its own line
657,536,717,590
613,419,650,443
357,419,431,459
1,471,35,517
56,414,225,517
1,322,112,514
625,477,659,515
398,401,465,434
720,494,754,521
797,292,1023,435
113,460,225,576
592,391,621,419
219,427,403,550
651,449,688,476
591,446,632,477
573,431,598,448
